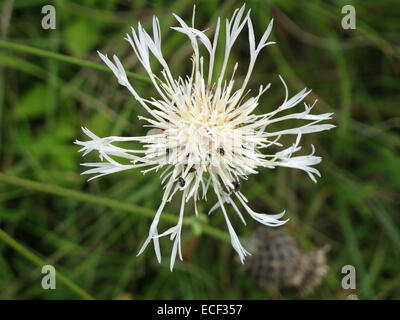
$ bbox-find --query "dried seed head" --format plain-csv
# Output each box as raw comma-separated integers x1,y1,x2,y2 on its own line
244,227,329,296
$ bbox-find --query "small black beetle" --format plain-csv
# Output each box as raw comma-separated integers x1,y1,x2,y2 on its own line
178,177,185,187
217,147,225,156
233,180,240,192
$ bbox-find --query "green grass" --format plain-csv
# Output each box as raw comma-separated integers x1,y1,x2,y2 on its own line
0,0,399,300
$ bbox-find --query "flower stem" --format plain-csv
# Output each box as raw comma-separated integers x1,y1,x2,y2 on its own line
0,40,151,84
0,173,230,242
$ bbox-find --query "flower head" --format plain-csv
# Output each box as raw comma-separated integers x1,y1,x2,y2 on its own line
75,5,335,271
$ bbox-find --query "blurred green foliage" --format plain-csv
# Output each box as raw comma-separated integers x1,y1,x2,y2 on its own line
0,0,399,299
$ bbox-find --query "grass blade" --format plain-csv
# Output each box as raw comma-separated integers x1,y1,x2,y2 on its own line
0,228,96,300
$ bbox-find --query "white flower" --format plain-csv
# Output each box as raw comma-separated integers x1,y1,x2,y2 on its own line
75,5,335,271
